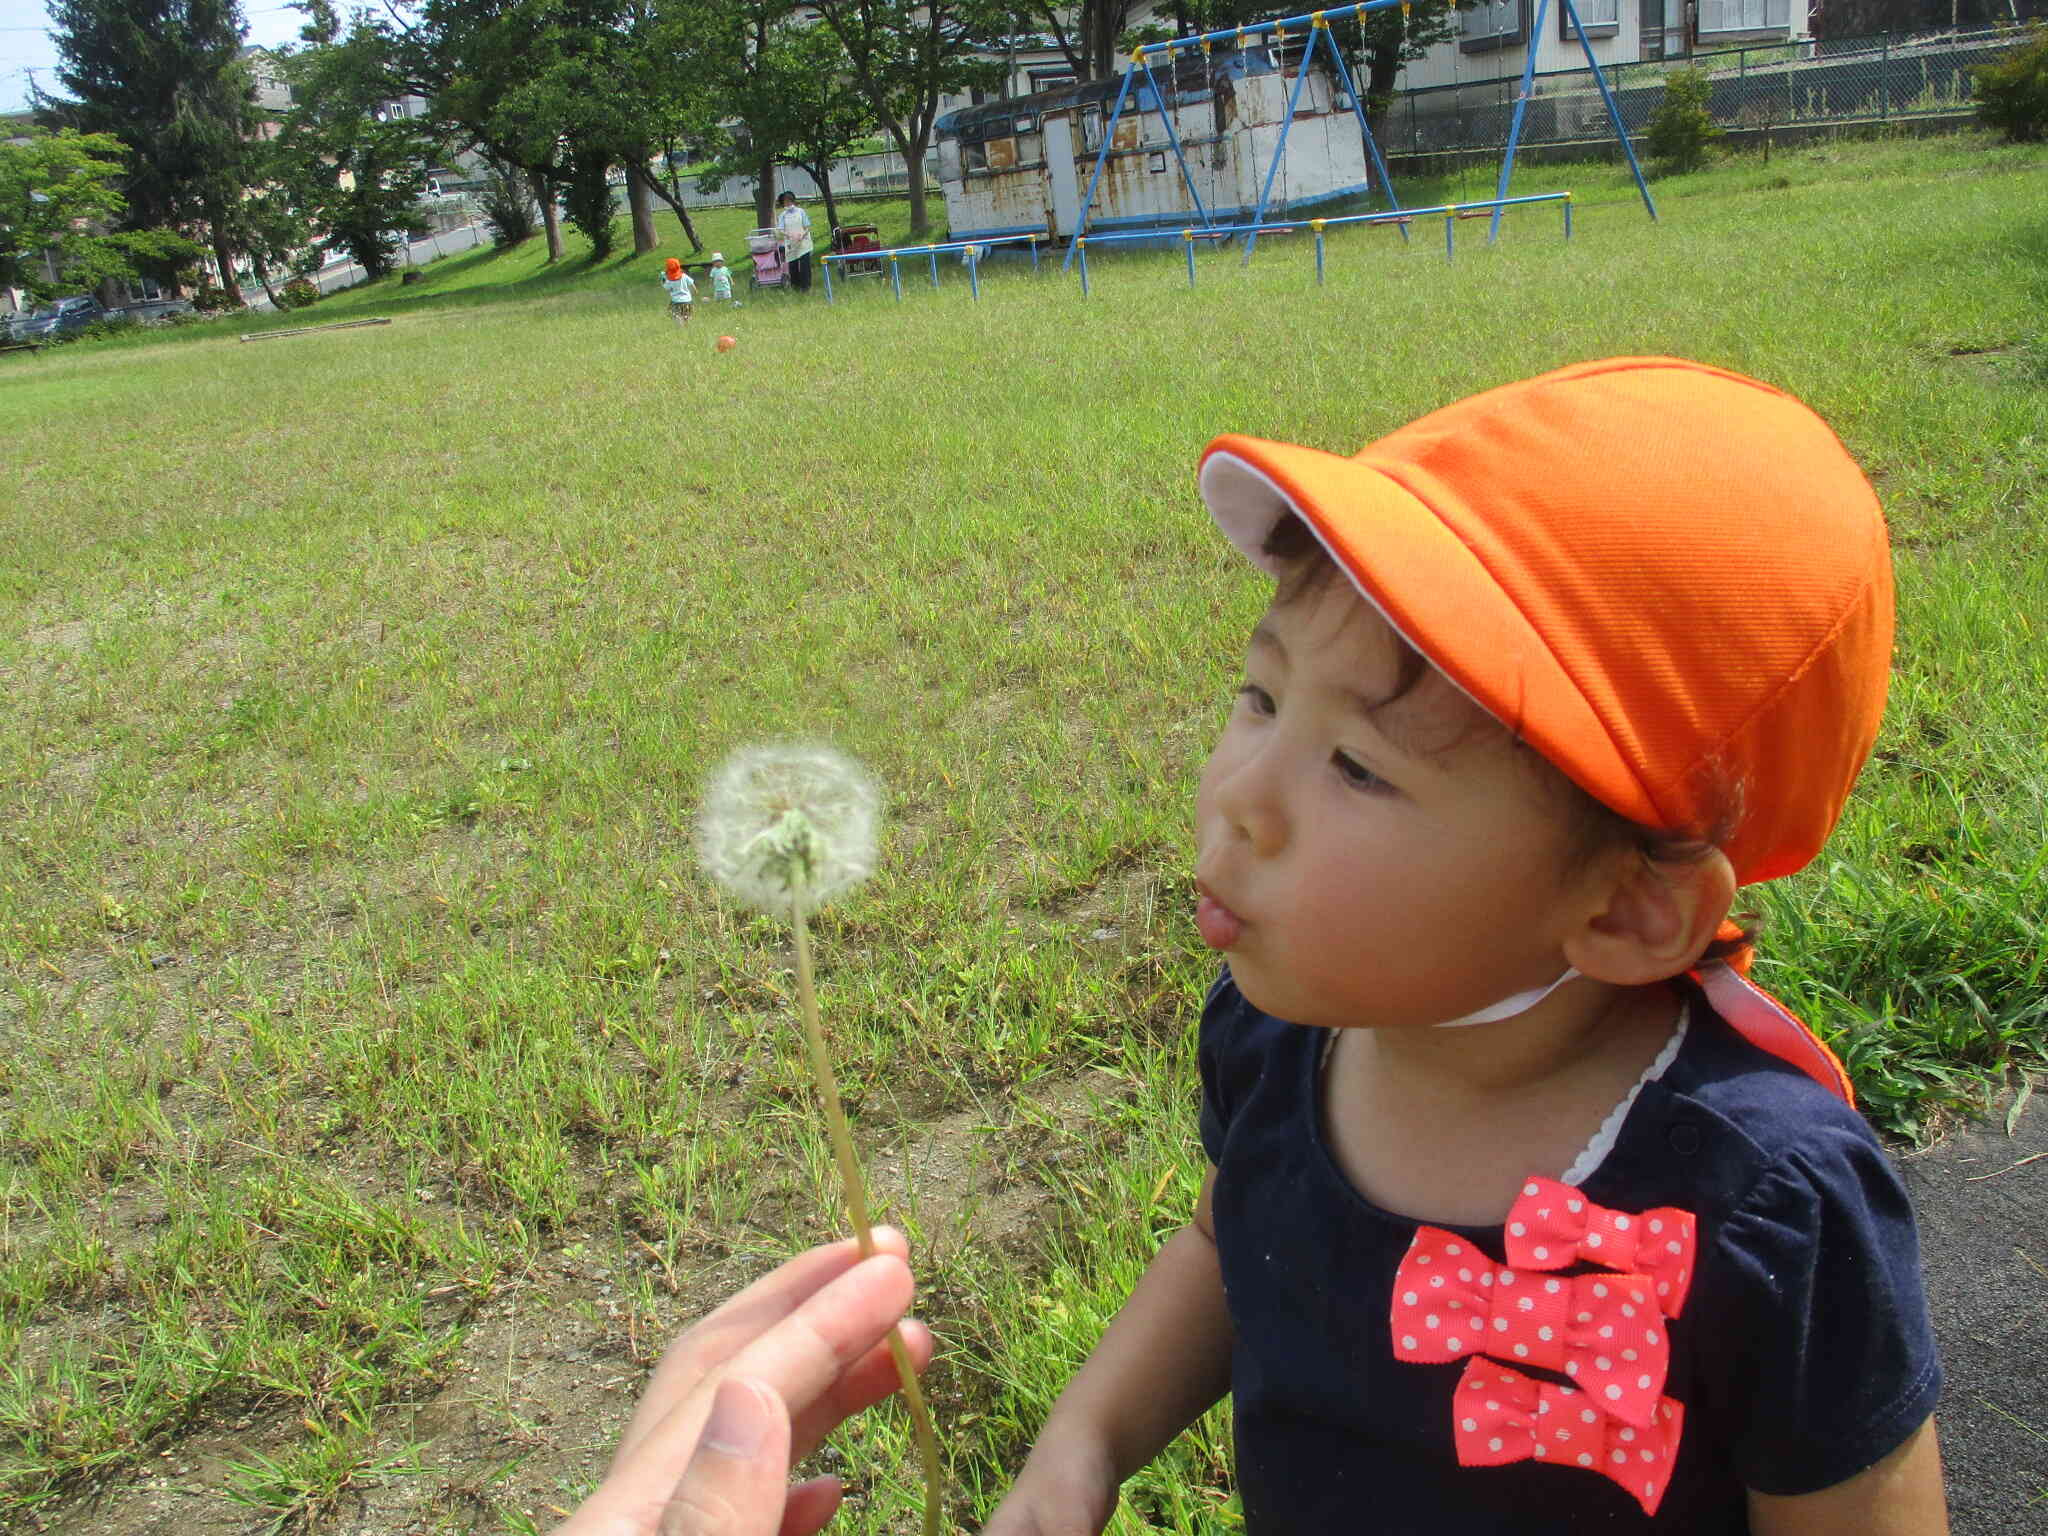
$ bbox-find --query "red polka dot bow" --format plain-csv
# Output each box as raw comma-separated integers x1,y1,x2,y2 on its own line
1391,1227,1671,1427
1453,1359,1686,1516
1503,1177,1698,1318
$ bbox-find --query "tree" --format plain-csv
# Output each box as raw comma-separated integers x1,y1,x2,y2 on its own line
1017,0,1141,83
814,0,1010,235
0,128,198,300
705,9,876,233
278,7,443,279
406,0,575,261
44,0,257,301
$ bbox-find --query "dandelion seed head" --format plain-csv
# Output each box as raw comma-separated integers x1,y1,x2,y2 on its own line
697,742,880,912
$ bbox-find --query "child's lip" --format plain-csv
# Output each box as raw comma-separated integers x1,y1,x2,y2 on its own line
1195,880,1245,951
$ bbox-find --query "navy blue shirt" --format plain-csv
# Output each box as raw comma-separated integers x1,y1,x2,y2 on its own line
1199,970,1942,1533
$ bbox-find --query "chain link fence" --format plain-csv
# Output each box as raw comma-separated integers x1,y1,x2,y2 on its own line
1385,25,2031,157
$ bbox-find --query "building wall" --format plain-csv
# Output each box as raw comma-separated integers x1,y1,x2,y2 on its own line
1396,0,1808,92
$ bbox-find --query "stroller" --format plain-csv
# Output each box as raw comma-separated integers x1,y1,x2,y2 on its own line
831,223,883,277
745,228,789,290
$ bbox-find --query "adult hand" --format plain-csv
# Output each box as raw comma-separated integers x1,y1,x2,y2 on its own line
555,1228,932,1536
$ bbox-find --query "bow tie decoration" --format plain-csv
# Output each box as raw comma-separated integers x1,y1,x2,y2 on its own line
1392,1226,1671,1428
1502,1177,1698,1318
1453,1359,1686,1517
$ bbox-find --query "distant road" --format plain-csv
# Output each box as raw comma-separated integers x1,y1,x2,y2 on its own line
239,222,492,309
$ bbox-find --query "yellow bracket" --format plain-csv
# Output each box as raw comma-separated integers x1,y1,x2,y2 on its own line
1402,0,1412,15
1201,38,1212,54
1075,238,1087,249
1310,219,1326,231
1131,47,1146,64
1312,11,1328,27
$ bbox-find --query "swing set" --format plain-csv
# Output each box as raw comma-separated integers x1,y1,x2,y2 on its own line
1061,0,1657,272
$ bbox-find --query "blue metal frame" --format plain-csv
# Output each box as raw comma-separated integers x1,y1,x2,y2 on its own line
1062,68,1136,273
1141,55,1214,233
1063,0,1648,264
1241,23,1324,264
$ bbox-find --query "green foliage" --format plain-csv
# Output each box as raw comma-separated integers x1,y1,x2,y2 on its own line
277,12,442,281
1973,25,2048,143
813,0,1011,232
477,158,538,246
277,277,319,309
562,160,619,258
44,0,257,280
0,128,199,300
190,283,239,312
1645,67,1724,173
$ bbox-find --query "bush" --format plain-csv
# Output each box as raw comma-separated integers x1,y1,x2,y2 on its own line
564,160,619,259
1974,26,2048,143
277,278,320,310
1645,68,1723,174
191,284,242,313
480,165,538,246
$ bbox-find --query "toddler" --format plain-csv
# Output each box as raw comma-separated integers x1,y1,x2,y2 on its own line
660,256,695,325
708,251,737,306
986,358,1945,1534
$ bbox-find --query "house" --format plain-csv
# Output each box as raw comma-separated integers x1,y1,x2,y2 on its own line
1398,0,1806,91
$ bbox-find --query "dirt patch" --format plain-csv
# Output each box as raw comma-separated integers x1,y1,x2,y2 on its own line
17,1067,1130,1535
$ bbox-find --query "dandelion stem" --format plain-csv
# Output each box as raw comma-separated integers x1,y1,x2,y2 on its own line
792,903,945,1536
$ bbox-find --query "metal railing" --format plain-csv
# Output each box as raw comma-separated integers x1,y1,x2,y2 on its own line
1386,25,2030,157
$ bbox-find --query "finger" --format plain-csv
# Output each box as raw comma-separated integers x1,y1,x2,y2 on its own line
788,1318,935,1462
778,1477,841,1536
601,1253,915,1516
715,1252,915,1437
655,1376,790,1536
616,1230,909,1468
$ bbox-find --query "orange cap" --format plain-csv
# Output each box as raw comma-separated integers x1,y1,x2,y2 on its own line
1199,358,1893,1103
664,257,682,279
1198,357,1893,886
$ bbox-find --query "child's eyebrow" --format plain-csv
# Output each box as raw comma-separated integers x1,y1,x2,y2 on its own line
1247,621,1433,759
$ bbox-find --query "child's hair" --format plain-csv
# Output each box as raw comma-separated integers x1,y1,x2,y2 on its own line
1257,510,1759,969
664,257,682,280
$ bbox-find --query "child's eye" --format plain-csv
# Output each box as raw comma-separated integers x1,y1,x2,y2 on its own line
1333,752,1390,793
1235,683,1275,717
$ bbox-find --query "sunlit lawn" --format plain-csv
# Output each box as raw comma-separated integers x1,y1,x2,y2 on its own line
2,131,2044,1532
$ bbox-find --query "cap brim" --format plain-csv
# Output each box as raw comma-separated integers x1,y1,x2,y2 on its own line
1199,434,1662,828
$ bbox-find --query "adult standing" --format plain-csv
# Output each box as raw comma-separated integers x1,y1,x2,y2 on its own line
775,190,814,293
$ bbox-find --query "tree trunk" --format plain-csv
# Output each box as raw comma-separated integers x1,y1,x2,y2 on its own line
754,155,776,231
806,160,841,233
209,220,244,306
904,131,930,236
540,178,564,263
249,250,283,310
635,162,704,250
626,157,659,253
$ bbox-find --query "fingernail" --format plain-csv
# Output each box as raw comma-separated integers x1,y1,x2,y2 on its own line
698,1378,768,1457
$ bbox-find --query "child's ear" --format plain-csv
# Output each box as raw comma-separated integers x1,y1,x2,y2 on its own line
1563,845,1736,987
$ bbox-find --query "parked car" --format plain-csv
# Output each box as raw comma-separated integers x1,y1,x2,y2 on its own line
9,295,107,339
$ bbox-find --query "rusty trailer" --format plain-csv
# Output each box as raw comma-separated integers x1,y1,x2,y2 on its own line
934,43,1382,249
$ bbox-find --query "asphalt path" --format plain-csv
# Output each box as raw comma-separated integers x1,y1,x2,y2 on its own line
1901,1087,2048,1531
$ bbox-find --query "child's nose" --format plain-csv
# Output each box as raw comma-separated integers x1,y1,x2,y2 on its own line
1214,741,1288,857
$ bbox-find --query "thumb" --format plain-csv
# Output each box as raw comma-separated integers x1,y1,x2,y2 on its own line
656,1377,791,1536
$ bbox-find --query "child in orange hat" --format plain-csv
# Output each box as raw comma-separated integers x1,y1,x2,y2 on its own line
660,256,695,325
985,359,1946,1534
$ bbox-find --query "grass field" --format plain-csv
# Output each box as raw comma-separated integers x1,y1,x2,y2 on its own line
3,132,2045,1534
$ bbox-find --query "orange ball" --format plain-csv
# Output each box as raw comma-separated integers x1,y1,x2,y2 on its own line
715,335,737,352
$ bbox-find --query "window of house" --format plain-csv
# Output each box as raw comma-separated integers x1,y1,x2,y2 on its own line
1696,0,1789,32
1560,0,1621,39
1460,0,1529,52
1030,68,1076,93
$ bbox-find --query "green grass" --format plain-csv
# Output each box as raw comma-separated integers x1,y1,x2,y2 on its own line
2,131,2045,1532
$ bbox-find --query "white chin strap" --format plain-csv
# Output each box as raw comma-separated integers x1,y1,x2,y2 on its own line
1434,968,1580,1028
